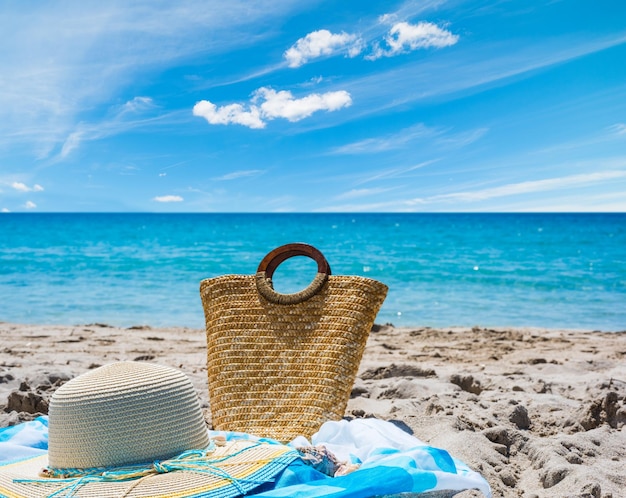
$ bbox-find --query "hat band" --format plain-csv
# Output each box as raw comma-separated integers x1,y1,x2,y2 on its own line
15,442,298,498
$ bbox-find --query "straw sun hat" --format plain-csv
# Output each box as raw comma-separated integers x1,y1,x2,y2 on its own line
0,362,297,498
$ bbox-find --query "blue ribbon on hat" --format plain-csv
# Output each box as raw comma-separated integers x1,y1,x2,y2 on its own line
15,441,298,498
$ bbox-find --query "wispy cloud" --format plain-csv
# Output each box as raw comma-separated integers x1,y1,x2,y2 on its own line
0,1,309,155
476,191,626,213
388,0,450,19
334,187,395,200
410,170,626,204
284,30,364,68
608,123,626,136
119,96,156,116
338,33,626,119
193,87,352,129
435,128,488,149
24,201,37,209
314,199,404,213
214,170,264,181
318,169,626,212
158,161,188,175
57,98,183,159
153,195,183,202
331,124,438,154
529,118,626,157
331,124,487,157
356,160,439,185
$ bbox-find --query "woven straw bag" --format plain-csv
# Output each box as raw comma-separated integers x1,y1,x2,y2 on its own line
200,243,388,442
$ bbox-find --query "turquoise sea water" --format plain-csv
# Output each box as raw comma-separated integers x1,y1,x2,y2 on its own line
0,213,624,331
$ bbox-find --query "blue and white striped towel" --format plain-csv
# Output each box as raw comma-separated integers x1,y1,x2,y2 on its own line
0,416,491,497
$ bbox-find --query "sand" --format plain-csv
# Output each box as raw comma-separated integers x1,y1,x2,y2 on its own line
1,321,625,497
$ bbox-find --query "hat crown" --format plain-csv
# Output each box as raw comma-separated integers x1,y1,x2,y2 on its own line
48,362,209,469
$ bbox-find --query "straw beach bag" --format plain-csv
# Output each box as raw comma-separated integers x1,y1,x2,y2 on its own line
200,243,388,442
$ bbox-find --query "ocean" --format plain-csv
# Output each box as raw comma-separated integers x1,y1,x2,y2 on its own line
0,213,624,331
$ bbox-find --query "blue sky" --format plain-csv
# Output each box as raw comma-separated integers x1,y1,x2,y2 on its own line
1,0,625,213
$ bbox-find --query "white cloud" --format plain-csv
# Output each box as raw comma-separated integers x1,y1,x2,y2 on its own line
284,14,458,67
1,208,10,213
284,29,363,68
153,195,183,202
11,182,30,192
254,87,352,122
193,87,352,129
192,101,265,129
11,182,44,192
368,21,459,60
24,201,37,209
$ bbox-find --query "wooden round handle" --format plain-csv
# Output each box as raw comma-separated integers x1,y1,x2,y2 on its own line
256,243,331,279
255,243,331,305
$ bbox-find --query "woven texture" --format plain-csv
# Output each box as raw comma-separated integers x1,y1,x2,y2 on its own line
48,361,209,468
200,273,388,442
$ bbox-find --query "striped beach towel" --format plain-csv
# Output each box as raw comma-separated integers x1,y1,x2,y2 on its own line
0,417,491,497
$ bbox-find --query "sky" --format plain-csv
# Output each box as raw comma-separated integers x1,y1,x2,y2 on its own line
1,0,625,213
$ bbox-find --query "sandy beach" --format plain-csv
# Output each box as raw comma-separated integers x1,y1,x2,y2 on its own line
1,321,624,497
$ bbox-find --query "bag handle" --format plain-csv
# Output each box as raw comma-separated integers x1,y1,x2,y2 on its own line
255,243,331,305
